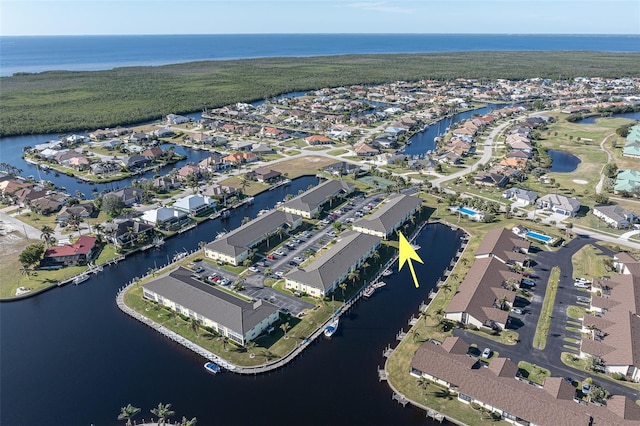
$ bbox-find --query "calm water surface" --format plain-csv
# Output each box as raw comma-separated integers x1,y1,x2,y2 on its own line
547,149,581,173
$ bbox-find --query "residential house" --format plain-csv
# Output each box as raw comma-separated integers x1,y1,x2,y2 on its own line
29,196,63,215
143,267,279,345
536,193,581,216
173,194,215,216
281,179,354,219
178,164,202,179
41,236,98,268
105,187,144,207
444,257,519,330
284,231,381,298
13,187,48,207
200,183,237,199
305,134,333,145
141,207,189,230
354,143,380,157
166,114,190,125
103,219,155,248
253,168,281,183
152,176,182,192
141,147,165,159
56,203,96,224
502,188,538,206
90,161,121,175
198,154,228,172
222,152,258,165
593,205,638,229
120,155,151,169
411,336,640,425
352,194,422,239
474,171,508,187
205,210,302,266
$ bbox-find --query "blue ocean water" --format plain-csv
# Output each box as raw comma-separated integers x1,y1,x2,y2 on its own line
1,34,639,77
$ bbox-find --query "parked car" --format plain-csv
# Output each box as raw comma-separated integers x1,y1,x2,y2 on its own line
511,307,524,315
274,271,284,277
248,266,259,272
574,281,591,289
481,347,492,359
291,238,301,244
581,382,591,395
575,277,591,284
521,278,536,287
275,249,286,256
288,261,298,266
194,266,205,273
267,254,276,260
577,296,591,303
294,256,305,263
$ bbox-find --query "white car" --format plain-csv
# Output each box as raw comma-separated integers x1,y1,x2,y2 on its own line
481,347,492,359
574,281,590,289
248,266,258,272
274,271,284,277
293,256,305,262
575,277,591,284
511,307,524,315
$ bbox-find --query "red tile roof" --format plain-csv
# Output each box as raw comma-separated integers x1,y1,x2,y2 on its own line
45,236,97,258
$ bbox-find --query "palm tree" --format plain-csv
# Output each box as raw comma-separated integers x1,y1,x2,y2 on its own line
240,175,250,195
280,322,291,339
40,225,55,247
245,341,257,357
275,226,285,241
180,417,198,426
150,402,175,426
409,329,421,343
68,213,84,235
117,404,140,426
434,388,455,400
339,282,347,297
371,250,380,265
241,216,251,225
361,261,370,275
222,336,229,352
347,269,359,286
416,376,430,391
190,318,199,337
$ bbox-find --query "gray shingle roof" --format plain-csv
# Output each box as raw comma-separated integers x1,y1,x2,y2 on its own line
282,179,353,215
352,194,421,236
205,210,300,257
285,231,380,291
143,267,277,336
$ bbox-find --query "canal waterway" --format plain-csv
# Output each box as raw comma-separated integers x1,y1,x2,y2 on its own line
406,103,519,156
0,169,463,425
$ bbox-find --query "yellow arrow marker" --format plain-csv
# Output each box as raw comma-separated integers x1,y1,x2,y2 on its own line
398,232,424,288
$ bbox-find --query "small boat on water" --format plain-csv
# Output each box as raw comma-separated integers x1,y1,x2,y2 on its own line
221,210,231,219
204,361,221,374
73,274,90,285
363,286,375,298
382,269,393,277
372,281,386,289
411,244,421,250
324,317,339,338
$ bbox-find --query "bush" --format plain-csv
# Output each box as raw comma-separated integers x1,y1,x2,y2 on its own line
611,373,625,381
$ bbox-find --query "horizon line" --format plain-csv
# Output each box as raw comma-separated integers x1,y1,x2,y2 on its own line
1,32,639,37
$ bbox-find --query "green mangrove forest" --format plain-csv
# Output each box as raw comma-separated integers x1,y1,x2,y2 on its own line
2,51,640,137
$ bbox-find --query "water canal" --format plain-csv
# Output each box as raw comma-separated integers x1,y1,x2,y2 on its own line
0,170,462,425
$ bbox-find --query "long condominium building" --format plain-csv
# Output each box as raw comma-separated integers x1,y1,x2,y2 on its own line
280,179,354,218
204,210,302,265
142,267,279,346
352,193,422,239
285,231,381,298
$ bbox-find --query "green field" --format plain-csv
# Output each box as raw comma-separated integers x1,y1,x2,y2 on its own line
3,52,640,136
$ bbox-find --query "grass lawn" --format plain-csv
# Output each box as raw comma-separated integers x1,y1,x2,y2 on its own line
16,211,58,231
327,148,348,156
283,150,301,156
533,266,560,350
517,361,551,385
267,156,338,178
561,352,640,392
259,153,285,161
567,305,586,320
571,244,610,280
218,176,270,196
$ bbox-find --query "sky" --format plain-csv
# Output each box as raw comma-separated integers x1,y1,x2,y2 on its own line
1,0,639,36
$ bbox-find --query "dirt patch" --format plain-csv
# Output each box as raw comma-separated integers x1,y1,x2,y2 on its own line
269,156,338,178
572,179,588,184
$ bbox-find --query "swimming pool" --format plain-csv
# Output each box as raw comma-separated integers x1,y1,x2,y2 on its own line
525,231,552,243
458,207,479,216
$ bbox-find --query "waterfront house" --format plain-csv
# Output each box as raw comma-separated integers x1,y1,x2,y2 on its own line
284,231,381,298
166,114,190,125
141,207,189,230
280,179,354,219
593,205,638,229
120,155,151,169
410,336,640,425
172,194,215,216
198,153,228,172
152,176,181,192
475,227,530,266
200,183,237,199
103,219,155,248
41,235,98,268
105,188,144,207
536,193,581,216
444,257,519,331
90,161,120,175
13,187,48,207
352,194,422,239
354,143,380,157
143,267,279,346
252,167,281,183
205,210,302,266
178,164,202,179
29,196,63,215
222,152,258,165
305,134,333,145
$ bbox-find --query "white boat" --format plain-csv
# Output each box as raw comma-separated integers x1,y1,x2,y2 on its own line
363,286,375,298
221,210,231,219
73,274,90,285
324,317,339,338
372,281,386,289
204,361,221,374
382,269,393,277
411,243,421,250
